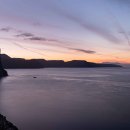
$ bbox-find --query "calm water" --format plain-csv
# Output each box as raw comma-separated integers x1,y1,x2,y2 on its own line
0,68,130,130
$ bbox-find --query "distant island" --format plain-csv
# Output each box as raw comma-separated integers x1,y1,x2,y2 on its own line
1,54,122,69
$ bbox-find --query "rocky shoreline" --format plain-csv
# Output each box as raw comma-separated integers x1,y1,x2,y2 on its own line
0,69,8,77
0,68,18,129
0,114,18,130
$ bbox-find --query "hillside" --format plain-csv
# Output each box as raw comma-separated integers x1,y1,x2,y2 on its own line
1,54,122,69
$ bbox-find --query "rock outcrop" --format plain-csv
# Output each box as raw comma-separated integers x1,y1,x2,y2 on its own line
0,69,8,77
0,53,8,77
0,52,16,129
0,114,18,130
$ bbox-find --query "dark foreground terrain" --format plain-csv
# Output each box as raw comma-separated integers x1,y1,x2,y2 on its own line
0,61,17,130
0,114,18,130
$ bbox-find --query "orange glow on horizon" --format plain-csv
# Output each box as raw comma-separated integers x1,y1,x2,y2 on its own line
9,54,130,64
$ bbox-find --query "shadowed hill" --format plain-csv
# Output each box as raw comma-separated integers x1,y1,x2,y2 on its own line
1,54,122,69
0,54,8,77
1,54,45,68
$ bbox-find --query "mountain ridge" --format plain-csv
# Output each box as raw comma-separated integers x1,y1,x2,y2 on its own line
1,54,122,69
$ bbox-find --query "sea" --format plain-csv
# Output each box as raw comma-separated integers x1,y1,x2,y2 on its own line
0,68,130,130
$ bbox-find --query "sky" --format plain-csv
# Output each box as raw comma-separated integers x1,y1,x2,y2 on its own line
0,0,130,63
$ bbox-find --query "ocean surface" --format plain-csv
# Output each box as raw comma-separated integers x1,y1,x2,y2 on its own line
0,68,130,130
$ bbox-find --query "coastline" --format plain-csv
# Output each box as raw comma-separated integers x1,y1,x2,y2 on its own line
0,68,17,129
0,69,8,77
0,114,18,130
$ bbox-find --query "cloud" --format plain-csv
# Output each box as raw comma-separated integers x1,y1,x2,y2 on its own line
26,35,63,44
0,11,61,31
12,42,47,57
13,41,96,55
16,32,34,37
27,36,63,44
107,10,130,46
67,47,96,54
16,32,66,45
0,25,97,55
0,10,43,28
119,31,130,45
0,26,66,47
51,6,120,43
0,26,24,34
28,36,46,41
0,27,12,32
0,34,96,56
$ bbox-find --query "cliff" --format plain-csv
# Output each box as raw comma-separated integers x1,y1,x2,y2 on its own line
0,114,18,130
0,69,8,77
1,54,122,69
0,54,14,130
0,54,8,77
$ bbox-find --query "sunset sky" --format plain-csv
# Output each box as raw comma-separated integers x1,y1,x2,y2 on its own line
0,0,130,63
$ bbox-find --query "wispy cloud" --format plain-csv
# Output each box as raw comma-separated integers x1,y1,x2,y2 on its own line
0,26,64,45
0,34,96,56
107,10,130,46
28,36,46,41
12,42,47,57
13,41,96,55
15,31,68,46
16,32,34,37
0,26,22,34
51,6,120,43
119,31,130,45
67,47,96,54
0,10,43,28
0,11,61,31
0,27,12,32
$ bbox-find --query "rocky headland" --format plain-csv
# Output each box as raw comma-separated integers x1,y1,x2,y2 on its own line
0,54,18,130
0,69,8,77
0,114,18,130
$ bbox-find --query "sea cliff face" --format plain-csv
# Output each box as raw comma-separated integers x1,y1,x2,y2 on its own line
0,69,8,77
0,60,16,129
0,114,18,130
0,53,8,77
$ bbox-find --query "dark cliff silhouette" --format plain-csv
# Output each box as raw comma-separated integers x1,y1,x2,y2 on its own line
0,114,18,130
0,52,16,129
1,54,122,69
0,52,8,77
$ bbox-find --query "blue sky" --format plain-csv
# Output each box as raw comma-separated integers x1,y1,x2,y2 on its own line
0,0,130,63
